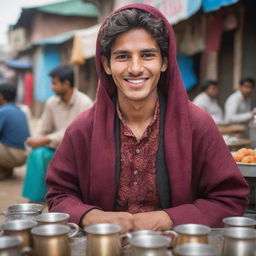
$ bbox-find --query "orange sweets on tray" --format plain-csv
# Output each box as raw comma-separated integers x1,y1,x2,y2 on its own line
232,148,256,163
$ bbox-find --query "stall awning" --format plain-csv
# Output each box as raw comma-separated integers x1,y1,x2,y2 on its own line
71,24,100,64
114,0,239,24
34,32,74,46
114,0,201,25
5,59,32,69
32,24,100,64
202,0,239,12
33,0,240,65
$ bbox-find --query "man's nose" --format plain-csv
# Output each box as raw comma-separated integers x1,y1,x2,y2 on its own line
128,56,144,75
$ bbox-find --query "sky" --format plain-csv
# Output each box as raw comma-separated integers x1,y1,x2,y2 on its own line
0,0,65,48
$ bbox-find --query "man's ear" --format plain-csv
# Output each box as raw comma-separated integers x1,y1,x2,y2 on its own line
161,57,168,72
101,56,112,75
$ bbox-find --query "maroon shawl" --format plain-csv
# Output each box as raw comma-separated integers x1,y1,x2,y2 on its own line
46,4,248,227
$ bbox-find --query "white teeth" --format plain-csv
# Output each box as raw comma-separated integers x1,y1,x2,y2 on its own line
127,79,145,84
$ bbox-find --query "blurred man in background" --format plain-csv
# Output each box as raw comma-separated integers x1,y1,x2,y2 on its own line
225,77,255,124
0,83,30,180
22,64,92,202
193,80,224,125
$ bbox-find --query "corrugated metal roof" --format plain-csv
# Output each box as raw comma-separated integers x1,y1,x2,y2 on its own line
37,0,99,17
14,0,99,28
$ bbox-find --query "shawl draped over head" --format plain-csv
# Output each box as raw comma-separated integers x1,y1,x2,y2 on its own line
46,4,248,227
92,3,192,208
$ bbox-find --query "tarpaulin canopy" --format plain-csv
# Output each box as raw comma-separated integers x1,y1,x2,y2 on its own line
114,0,202,25
71,24,100,64
202,0,239,12
5,59,32,69
114,0,239,24
32,24,100,64
35,32,74,46
33,0,240,64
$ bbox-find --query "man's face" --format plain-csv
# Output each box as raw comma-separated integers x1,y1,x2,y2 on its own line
51,76,67,96
102,28,167,104
240,82,254,98
206,85,218,98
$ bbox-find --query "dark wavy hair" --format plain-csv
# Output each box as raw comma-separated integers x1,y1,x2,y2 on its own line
100,8,169,60
239,77,255,87
49,65,74,88
201,80,218,92
0,83,16,102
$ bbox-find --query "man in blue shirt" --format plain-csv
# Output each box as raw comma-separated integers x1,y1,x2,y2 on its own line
0,83,30,180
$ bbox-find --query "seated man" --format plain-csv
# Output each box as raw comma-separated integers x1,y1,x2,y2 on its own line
0,83,30,180
225,77,255,124
46,4,248,230
193,80,224,125
22,65,92,202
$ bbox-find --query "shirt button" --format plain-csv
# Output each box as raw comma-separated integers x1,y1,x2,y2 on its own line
134,170,138,175
135,149,140,154
133,181,138,185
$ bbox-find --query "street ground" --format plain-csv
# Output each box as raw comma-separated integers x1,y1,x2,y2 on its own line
0,118,48,223
0,165,27,222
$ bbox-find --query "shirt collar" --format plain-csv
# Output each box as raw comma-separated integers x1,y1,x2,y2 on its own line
116,97,160,136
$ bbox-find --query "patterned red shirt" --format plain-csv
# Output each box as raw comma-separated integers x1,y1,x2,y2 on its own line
115,100,161,213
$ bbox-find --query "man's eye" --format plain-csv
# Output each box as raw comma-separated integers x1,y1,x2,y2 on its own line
116,55,128,60
142,53,155,58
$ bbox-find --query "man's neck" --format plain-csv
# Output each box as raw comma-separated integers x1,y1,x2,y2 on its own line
118,93,158,140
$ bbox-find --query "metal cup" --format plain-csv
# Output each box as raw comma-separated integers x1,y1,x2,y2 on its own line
0,203,44,221
126,230,177,248
0,219,37,250
0,236,26,256
222,227,256,256
126,230,162,239
31,224,71,256
223,216,256,228
84,223,123,256
174,243,219,256
173,224,211,246
129,234,170,256
162,230,178,247
34,212,79,238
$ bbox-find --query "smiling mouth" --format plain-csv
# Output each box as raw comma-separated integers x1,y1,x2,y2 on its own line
125,78,148,87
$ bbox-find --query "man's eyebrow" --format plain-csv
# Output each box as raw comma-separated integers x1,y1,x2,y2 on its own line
141,48,160,53
112,50,129,55
113,48,160,55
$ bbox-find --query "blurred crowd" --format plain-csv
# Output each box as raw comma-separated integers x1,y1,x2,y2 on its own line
0,64,92,202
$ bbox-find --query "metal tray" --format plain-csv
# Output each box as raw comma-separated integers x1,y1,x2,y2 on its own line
236,162,256,177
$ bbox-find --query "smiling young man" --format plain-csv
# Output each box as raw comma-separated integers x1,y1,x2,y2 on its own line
46,4,248,231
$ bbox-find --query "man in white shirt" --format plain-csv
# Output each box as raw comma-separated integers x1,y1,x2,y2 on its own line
22,65,93,202
225,77,255,124
193,80,224,124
